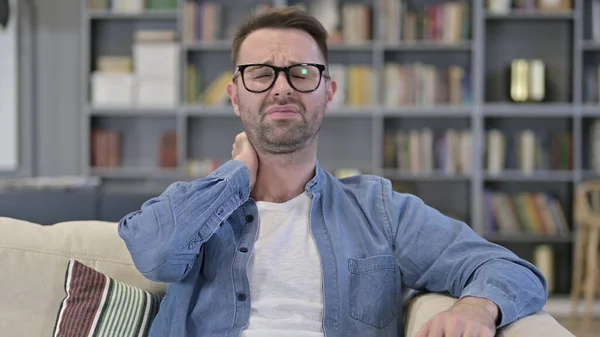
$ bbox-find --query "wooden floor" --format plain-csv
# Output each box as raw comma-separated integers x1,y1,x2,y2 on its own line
556,318,600,336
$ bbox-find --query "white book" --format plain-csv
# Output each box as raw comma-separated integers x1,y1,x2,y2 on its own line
136,79,178,107
383,64,400,107
460,130,472,174
409,130,421,173
133,42,179,81
112,0,143,13
91,72,135,106
382,0,403,42
445,129,459,174
311,0,339,37
519,129,536,174
420,128,434,174
487,129,505,175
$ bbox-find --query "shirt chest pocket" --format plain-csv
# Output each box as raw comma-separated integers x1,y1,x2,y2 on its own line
347,255,398,329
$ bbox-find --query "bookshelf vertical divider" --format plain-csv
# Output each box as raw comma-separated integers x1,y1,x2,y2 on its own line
572,1,583,280
371,0,385,176
471,0,484,234
177,0,188,176
81,0,91,178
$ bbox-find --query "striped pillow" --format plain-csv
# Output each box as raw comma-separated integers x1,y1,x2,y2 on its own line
53,259,162,337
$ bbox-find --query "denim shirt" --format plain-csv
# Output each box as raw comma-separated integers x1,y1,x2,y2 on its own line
118,160,548,337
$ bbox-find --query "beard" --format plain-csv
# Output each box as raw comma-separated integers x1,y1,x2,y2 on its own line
239,95,326,155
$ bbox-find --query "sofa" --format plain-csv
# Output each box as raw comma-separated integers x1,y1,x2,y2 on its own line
0,216,575,337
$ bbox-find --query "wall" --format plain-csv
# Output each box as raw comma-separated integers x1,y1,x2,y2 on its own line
33,0,81,176
1,0,81,179
0,0,18,172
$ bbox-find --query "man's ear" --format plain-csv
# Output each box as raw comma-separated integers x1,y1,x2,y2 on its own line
325,78,337,108
227,81,240,117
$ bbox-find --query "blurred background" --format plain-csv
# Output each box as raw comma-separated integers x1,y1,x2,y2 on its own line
0,0,598,334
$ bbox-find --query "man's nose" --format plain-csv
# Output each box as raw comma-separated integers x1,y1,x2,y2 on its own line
272,71,293,96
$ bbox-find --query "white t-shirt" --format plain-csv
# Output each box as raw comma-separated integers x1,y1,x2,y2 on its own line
241,192,324,337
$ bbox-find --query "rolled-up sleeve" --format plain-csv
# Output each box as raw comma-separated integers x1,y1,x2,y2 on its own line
118,160,251,283
380,178,548,327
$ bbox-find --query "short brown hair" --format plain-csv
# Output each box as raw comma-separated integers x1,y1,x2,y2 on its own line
231,7,329,67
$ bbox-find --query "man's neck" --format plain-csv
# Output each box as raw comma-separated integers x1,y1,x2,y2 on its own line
251,145,317,203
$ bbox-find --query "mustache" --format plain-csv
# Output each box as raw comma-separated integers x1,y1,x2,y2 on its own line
260,98,306,115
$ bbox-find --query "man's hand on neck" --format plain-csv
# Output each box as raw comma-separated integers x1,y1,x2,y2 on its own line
231,131,318,203
232,132,259,192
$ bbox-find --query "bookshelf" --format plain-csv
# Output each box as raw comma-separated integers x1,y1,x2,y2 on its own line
82,0,600,296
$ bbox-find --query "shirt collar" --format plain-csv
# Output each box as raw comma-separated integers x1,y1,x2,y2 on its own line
304,160,325,197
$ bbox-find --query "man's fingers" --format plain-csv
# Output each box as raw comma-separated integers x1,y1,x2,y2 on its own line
414,321,429,337
232,133,242,159
478,325,495,337
427,317,444,337
415,311,495,337
443,316,463,337
462,324,479,337
235,131,247,141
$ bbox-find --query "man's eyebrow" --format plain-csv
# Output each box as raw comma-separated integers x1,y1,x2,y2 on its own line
258,59,304,66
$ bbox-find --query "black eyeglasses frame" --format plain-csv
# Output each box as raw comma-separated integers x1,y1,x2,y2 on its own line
233,63,330,93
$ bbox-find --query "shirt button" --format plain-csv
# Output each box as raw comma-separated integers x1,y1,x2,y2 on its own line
245,215,254,223
237,293,246,301
239,247,248,253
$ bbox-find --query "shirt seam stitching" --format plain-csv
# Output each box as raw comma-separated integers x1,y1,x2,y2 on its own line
379,177,395,250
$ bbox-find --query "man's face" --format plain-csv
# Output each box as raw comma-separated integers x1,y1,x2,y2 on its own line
227,28,337,155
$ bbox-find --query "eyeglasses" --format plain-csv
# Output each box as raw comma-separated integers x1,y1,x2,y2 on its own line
233,63,328,93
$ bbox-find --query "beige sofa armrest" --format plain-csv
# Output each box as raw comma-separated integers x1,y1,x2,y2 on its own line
405,293,575,337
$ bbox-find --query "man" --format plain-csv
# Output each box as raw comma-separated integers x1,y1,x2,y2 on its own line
118,7,547,337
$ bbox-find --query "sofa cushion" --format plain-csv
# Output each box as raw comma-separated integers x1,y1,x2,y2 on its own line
0,217,167,337
54,259,162,337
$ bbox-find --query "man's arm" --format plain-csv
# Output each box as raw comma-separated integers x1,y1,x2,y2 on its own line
380,179,548,328
118,160,250,283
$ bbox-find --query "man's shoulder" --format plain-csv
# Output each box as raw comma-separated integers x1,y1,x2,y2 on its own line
325,171,386,191
329,174,423,206
335,172,384,184
323,172,418,204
